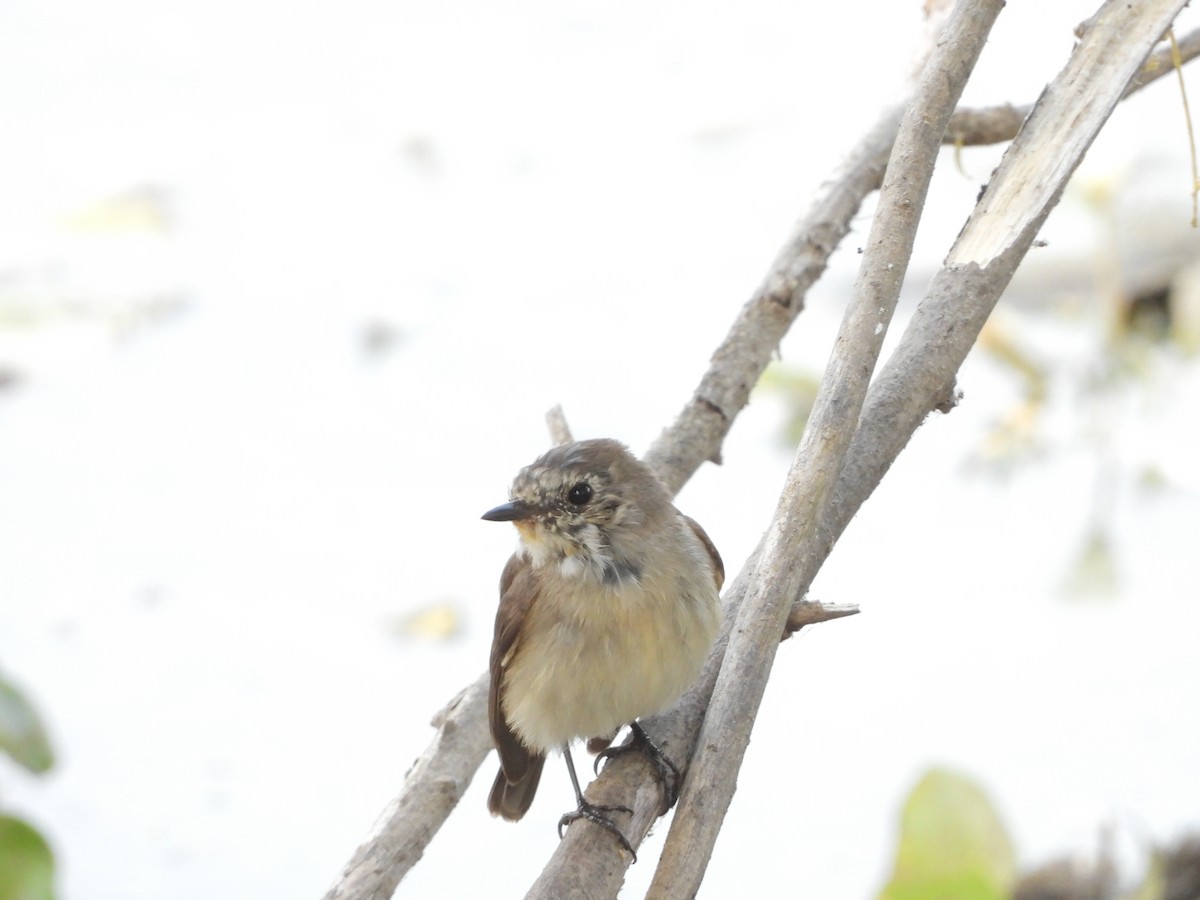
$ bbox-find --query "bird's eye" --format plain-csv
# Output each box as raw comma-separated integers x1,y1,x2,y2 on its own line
566,482,593,506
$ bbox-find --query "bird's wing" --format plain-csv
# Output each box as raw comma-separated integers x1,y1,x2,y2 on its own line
681,514,725,592
488,553,541,782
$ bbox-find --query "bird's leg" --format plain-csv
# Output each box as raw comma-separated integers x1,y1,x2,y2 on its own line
557,743,637,862
592,721,681,816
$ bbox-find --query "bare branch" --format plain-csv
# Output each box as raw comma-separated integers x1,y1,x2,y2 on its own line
323,676,492,900
1128,24,1200,94
643,23,1200,499
641,104,898,495
825,0,1189,551
783,599,859,639
944,104,1031,148
646,4,1005,894
947,25,1200,147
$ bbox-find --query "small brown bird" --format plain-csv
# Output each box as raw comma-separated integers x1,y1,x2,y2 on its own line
482,439,724,856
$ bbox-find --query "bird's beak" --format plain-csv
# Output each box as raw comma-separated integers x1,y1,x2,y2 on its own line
481,500,535,522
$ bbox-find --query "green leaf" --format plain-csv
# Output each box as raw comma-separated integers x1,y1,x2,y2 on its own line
0,676,54,774
878,767,1017,900
0,814,55,900
1126,846,1166,900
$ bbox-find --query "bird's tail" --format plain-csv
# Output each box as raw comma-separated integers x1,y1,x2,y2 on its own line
488,754,546,821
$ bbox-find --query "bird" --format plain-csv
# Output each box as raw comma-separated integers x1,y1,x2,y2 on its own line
481,438,724,857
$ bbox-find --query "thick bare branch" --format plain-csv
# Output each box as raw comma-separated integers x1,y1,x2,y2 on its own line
323,676,492,900
947,25,1200,146
644,23,1200,499
641,106,899,496
646,3,1005,895
825,0,1189,549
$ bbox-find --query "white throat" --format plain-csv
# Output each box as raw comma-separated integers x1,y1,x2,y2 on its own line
518,523,639,586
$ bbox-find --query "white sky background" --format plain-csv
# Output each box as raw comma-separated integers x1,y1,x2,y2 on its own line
1,1,1199,897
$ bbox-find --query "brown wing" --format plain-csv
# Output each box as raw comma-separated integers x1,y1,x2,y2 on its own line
682,514,724,591
487,553,545,820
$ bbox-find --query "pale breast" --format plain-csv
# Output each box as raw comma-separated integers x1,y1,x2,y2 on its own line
501,557,720,753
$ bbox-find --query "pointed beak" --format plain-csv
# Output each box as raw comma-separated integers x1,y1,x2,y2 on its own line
481,499,535,522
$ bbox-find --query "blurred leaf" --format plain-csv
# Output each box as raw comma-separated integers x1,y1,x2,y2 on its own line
1061,528,1120,599
972,317,1050,472
390,601,463,642
61,184,171,234
879,768,1016,900
1137,464,1170,494
978,318,1049,406
758,363,820,446
0,677,54,774
1127,846,1167,900
1170,259,1200,354
0,814,55,900
973,400,1043,472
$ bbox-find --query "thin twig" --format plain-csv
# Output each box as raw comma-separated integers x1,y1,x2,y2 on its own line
1167,29,1200,226
544,405,574,446
783,600,859,638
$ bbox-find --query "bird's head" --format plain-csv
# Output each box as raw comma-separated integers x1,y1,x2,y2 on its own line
481,439,667,581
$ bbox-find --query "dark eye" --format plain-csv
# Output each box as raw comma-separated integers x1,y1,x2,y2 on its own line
566,482,593,506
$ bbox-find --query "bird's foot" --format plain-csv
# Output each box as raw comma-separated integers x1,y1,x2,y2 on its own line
593,721,681,815
557,800,636,862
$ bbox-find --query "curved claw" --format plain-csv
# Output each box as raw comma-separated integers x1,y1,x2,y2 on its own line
590,722,681,815
593,730,637,776
557,801,637,862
